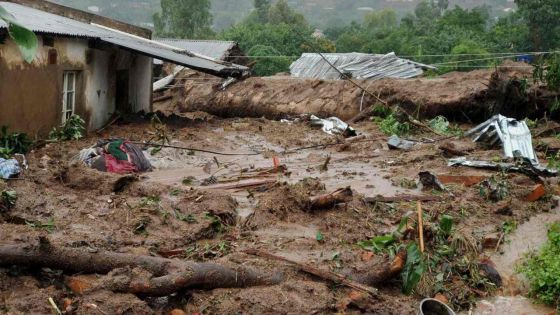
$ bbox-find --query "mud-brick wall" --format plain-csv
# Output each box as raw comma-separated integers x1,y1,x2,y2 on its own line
0,35,152,136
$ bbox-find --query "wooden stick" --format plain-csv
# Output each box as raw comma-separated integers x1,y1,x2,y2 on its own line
243,249,378,296
203,179,277,190
365,195,441,203
417,201,425,253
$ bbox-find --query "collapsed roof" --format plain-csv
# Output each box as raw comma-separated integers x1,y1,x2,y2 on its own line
0,2,249,78
290,52,436,80
155,39,239,62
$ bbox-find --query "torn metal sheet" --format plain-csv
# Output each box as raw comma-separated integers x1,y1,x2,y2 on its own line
448,157,557,177
465,115,538,165
310,115,357,137
290,52,436,80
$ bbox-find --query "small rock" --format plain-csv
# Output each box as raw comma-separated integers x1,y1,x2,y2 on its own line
482,233,501,249
170,309,187,315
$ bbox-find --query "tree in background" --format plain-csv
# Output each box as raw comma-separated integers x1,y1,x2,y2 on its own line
153,0,214,39
253,0,270,24
514,0,560,51
220,0,333,76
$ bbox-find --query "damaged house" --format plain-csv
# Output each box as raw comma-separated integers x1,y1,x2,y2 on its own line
153,39,249,78
0,0,248,136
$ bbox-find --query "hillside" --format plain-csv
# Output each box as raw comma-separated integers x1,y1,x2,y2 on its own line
48,0,516,30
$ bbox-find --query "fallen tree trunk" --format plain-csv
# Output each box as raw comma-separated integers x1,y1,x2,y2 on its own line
0,238,282,296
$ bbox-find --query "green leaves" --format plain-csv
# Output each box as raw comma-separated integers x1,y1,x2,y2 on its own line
0,125,33,158
520,221,560,307
48,115,86,141
439,215,454,237
402,242,426,295
357,234,395,253
0,4,38,63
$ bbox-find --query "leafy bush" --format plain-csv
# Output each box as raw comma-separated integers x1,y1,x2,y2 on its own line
375,113,411,136
520,222,560,307
49,115,86,141
0,126,32,159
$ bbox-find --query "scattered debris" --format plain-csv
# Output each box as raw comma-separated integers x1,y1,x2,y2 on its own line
388,135,415,151
436,175,486,187
204,179,277,190
76,140,152,174
465,115,538,165
308,187,353,210
419,171,446,191
310,115,357,137
448,157,558,177
0,157,21,179
525,184,546,202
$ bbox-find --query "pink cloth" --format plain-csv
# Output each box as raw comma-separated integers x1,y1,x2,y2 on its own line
105,153,136,174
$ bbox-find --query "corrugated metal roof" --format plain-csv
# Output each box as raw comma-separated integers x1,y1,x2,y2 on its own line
0,2,248,77
290,52,436,80
156,39,237,61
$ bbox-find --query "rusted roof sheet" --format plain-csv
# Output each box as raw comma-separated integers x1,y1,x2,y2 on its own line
290,53,436,80
0,2,248,77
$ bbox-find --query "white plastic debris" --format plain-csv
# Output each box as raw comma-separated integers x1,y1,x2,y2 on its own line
310,115,357,137
465,115,538,165
0,158,21,179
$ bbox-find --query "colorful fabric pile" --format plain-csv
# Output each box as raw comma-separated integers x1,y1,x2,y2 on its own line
78,139,152,174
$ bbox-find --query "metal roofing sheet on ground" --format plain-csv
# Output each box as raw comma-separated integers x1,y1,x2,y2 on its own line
0,2,248,77
290,52,436,80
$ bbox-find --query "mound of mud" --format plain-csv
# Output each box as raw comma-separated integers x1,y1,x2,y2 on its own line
155,61,544,122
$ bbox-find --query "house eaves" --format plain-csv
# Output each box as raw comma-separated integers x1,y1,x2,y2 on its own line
0,2,249,78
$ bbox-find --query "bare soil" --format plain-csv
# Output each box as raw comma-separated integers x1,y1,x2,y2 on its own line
154,61,548,123
1,113,558,314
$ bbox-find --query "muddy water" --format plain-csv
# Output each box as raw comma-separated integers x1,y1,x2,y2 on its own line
468,204,560,315
146,132,418,221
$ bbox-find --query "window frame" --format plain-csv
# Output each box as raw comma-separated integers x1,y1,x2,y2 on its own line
62,71,77,124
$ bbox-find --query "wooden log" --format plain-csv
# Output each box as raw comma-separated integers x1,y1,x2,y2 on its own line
0,238,282,296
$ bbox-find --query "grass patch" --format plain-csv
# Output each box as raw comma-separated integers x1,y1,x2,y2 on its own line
519,222,560,308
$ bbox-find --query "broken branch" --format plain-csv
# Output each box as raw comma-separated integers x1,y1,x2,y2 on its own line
243,249,379,296
308,187,353,210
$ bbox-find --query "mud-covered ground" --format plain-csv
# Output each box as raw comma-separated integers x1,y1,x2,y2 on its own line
1,113,559,314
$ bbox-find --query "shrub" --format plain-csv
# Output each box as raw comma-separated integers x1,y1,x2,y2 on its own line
520,222,560,307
